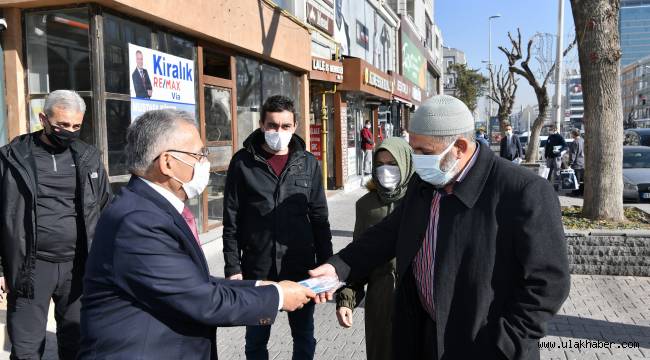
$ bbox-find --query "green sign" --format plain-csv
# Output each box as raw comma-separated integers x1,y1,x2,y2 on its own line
401,30,426,88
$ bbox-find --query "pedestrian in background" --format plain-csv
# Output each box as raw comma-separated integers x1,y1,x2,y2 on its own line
476,128,489,147
400,127,410,143
361,120,374,175
222,95,332,360
544,125,568,185
311,95,570,360
569,129,585,196
0,90,112,359
500,124,524,161
335,137,414,360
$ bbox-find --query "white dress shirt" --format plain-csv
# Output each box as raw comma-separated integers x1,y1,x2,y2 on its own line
139,177,283,310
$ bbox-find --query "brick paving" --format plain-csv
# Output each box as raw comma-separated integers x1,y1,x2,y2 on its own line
1,188,649,359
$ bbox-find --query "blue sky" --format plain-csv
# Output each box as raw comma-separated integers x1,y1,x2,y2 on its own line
436,0,578,113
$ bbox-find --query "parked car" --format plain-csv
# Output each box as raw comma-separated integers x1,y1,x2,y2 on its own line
624,128,650,146
623,146,650,202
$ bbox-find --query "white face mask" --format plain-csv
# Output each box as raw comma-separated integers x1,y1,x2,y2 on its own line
170,155,211,199
506,131,513,136
376,165,401,191
412,141,460,187
264,130,293,151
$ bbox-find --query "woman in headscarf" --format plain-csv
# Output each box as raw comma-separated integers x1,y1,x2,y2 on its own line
335,137,414,360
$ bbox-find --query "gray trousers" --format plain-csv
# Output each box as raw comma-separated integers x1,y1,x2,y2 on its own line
362,149,373,175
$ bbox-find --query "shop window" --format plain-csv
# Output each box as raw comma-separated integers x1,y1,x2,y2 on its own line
157,31,195,61
25,8,91,94
105,99,130,175
236,57,261,149
203,49,231,79
103,14,152,95
262,63,302,121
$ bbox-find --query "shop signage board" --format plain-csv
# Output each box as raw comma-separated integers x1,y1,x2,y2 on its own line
339,58,391,100
310,124,322,160
401,28,427,89
307,2,334,36
310,57,344,83
364,68,391,92
129,44,196,122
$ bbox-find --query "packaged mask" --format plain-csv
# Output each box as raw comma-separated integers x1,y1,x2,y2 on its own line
298,276,345,293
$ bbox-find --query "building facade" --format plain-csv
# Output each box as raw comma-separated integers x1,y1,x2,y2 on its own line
620,0,650,67
0,0,313,235
442,46,466,96
565,71,584,131
386,0,443,151
622,56,650,128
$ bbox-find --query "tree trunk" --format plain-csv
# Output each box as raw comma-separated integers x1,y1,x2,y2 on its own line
525,92,549,163
571,0,624,221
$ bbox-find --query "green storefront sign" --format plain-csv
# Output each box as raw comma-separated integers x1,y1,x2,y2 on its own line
401,30,426,88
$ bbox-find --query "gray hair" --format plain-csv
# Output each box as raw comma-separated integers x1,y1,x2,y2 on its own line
126,109,197,175
433,130,477,147
44,90,86,116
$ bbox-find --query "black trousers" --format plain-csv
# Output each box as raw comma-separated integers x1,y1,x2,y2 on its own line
422,317,438,360
7,259,82,360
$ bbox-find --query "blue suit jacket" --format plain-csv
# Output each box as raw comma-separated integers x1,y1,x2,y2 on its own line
79,176,279,360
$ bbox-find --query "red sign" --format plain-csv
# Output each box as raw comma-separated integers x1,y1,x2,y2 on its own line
310,124,322,160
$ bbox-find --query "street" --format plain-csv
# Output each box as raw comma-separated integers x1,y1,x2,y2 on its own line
1,188,648,359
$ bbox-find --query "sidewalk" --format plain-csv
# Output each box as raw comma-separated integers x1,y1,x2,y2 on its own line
2,188,649,359
560,194,650,214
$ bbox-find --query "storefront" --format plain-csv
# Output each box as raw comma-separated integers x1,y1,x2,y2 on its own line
309,56,343,189
337,57,392,188
1,1,312,236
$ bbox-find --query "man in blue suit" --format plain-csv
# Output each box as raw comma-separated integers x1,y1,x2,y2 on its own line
79,109,315,359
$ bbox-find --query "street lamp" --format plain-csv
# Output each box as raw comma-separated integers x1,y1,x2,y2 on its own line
488,14,501,141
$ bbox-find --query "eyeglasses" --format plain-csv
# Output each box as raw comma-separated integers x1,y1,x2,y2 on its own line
154,148,209,161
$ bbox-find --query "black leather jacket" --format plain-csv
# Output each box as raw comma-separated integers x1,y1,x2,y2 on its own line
0,131,112,298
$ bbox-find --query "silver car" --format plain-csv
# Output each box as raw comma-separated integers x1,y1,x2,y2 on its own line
623,146,650,202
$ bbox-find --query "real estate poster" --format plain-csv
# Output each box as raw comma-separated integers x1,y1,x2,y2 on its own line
128,43,196,122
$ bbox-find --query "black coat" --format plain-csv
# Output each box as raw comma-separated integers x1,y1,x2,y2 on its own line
0,131,112,298
544,133,568,159
80,177,279,359
329,143,570,360
222,129,332,281
500,134,524,161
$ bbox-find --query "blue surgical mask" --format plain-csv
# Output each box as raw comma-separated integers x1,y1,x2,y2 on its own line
412,141,460,187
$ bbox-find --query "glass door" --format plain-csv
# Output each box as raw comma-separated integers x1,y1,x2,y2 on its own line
204,85,233,229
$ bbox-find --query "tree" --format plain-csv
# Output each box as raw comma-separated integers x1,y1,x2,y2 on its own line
498,29,576,163
449,63,488,113
487,65,518,128
571,0,624,221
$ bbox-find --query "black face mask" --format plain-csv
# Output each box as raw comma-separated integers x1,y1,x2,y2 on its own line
43,121,80,149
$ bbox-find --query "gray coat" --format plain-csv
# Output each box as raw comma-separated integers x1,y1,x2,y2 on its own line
569,137,584,169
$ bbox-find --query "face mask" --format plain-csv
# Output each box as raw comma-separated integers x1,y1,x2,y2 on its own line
264,130,293,151
412,141,460,187
365,124,371,129
376,165,401,191
506,131,513,136
170,155,211,199
43,121,80,149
